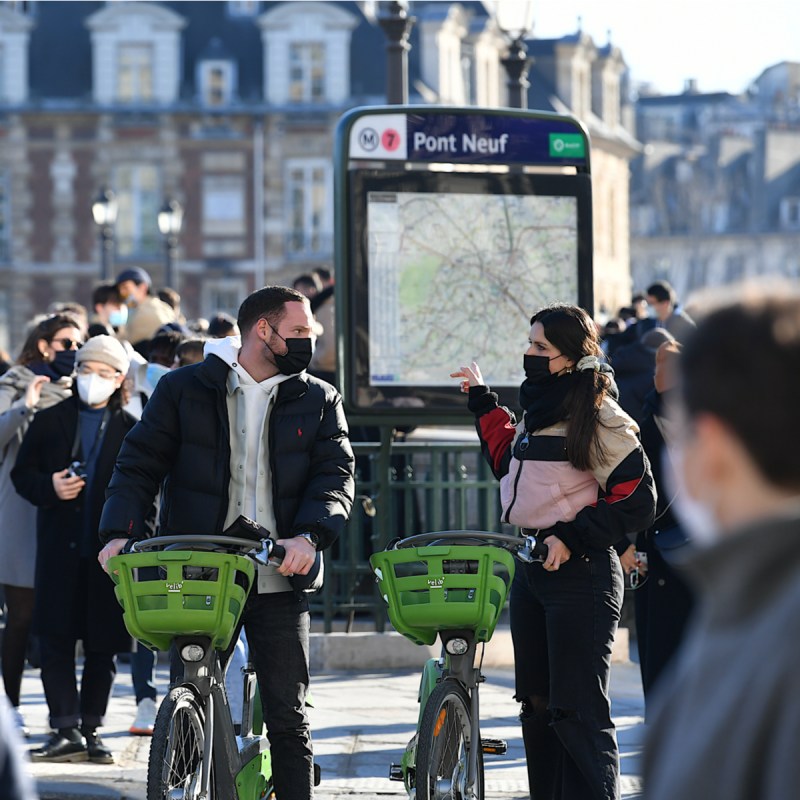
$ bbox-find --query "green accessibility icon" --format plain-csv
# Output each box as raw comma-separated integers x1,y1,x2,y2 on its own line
549,133,586,158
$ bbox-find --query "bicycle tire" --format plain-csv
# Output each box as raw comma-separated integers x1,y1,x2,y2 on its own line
147,686,210,800
415,679,484,800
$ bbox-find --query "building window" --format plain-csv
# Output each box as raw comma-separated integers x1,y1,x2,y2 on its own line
203,175,245,237
113,164,160,257
289,42,325,103
780,197,800,231
117,43,154,102
0,171,9,262
285,160,331,256
227,0,259,16
200,60,234,106
203,278,247,318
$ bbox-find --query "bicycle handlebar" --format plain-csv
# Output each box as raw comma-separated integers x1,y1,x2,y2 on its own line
392,530,548,563
129,534,286,563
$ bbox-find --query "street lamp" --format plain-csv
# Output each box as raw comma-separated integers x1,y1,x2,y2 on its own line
486,0,535,109
91,186,118,281
157,197,183,289
378,1,415,105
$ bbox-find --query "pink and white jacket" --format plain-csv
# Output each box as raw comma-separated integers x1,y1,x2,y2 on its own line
469,386,656,555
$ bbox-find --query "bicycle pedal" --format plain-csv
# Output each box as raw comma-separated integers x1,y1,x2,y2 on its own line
314,763,321,786
481,737,508,755
389,764,405,781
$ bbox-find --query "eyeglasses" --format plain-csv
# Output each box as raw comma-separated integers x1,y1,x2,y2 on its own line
76,364,120,381
51,338,83,351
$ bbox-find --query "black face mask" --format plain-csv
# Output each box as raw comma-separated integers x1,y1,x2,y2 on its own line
523,354,561,385
267,328,313,376
51,350,77,378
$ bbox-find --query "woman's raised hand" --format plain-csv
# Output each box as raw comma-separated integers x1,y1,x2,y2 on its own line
449,361,485,393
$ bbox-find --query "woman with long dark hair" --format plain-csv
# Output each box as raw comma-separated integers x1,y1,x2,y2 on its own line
0,314,83,736
11,335,136,764
452,303,656,800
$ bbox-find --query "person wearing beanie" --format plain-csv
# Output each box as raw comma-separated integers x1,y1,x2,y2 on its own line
10,335,147,765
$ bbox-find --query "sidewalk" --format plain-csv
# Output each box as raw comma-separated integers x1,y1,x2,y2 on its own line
18,650,645,799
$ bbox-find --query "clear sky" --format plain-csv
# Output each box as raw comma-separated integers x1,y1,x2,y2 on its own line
531,0,800,96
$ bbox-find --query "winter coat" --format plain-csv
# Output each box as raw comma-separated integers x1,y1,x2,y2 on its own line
469,386,656,555
10,396,136,652
99,352,355,552
0,366,73,588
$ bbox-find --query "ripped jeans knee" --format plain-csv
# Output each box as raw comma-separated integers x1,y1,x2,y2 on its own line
518,693,550,723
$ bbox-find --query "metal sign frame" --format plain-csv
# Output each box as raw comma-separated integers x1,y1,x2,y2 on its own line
334,105,593,424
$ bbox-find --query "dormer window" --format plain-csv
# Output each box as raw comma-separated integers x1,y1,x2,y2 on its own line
259,2,357,105
117,43,154,103
197,38,236,107
0,4,33,104
289,42,325,103
87,2,185,105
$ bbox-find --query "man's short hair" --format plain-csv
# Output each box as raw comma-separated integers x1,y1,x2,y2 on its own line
647,280,676,305
681,295,800,490
92,282,121,307
237,286,307,337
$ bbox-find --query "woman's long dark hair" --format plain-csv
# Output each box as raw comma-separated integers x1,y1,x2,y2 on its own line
17,314,83,366
531,304,610,471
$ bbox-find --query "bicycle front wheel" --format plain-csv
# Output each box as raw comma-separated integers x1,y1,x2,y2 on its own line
415,680,483,800
147,686,208,800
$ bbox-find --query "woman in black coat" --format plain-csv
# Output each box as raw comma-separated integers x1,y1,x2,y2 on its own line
11,336,137,764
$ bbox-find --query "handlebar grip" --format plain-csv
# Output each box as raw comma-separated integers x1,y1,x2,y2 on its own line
270,542,286,561
532,540,549,560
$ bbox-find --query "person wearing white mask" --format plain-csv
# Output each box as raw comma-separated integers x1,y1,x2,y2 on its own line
11,335,143,765
643,292,800,800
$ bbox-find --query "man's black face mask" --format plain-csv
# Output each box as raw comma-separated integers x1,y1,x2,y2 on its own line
266,326,313,375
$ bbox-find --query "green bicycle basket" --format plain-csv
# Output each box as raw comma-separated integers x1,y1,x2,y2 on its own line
107,550,255,652
369,545,516,646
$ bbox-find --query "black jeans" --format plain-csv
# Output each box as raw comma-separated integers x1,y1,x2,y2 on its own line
242,590,312,800
39,635,117,730
510,547,623,800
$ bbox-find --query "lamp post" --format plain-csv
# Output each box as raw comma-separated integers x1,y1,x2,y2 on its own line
378,1,415,105
91,187,118,281
487,0,535,109
157,197,183,289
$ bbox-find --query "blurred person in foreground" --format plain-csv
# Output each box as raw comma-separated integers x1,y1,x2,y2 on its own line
643,292,800,799
0,698,37,799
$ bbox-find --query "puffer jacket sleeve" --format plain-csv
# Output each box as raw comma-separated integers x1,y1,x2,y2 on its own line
545,403,657,555
467,385,517,480
99,374,181,543
288,389,355,551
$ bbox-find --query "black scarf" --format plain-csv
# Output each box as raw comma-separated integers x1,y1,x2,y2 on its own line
519,363,618,433
519,372,580,432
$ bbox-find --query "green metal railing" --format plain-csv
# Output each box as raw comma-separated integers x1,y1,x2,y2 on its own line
311,439,512,632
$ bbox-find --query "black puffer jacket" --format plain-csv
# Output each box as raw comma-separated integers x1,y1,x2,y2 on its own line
99,354,355,551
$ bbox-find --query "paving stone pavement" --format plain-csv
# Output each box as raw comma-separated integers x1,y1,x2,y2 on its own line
16,655,645,799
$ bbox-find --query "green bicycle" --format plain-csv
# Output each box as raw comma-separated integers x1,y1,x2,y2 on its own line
370,530,547,800
108,528,288,800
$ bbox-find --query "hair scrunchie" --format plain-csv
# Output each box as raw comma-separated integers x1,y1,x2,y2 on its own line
576,355,601,372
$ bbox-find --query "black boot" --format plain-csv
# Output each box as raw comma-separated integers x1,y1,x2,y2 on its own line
81,726,114,764
30,728,87,763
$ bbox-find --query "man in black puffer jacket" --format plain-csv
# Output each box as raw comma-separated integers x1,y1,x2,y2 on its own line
98,286,354,800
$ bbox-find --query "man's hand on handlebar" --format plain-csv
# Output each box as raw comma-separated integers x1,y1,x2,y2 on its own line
274,537,316,577
99,537,129,573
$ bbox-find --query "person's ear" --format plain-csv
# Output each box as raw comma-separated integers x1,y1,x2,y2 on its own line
685,414,738,498
37,339,51,360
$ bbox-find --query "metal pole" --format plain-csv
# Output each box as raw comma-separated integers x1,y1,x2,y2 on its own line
378,1,415,105
99,226,114,282
164,236,176,289
501,37,531,109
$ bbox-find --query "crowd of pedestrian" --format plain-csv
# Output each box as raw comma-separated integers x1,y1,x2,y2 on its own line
0,265,342,775
1,265,797,800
